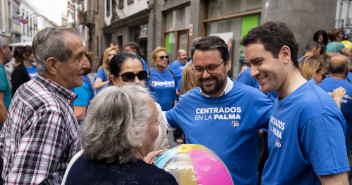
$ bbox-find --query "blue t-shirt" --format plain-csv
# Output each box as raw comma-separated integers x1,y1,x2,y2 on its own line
262,81,349,185
347,72,352,82
94,68,108,94
237,67,278,101
326,42,345,53
148,67,175,111
73,82,92,107
319,77,352,151
0,64,11,127
24,64,37,79
166,80,273,185
168,60,186,91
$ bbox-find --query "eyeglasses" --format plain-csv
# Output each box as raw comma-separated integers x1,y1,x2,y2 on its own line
158,55,169,60
117,70,147,82
193,60,225,74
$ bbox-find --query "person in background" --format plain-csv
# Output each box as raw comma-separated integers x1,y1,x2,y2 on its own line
0,27,89,184
242,21,349,185
72,51,95,125
0,36,11,128
319,54,352,184
313,30,328,54
326,29,351,56
314,30,329,46
169,49,188,94
148,46,176,111
166,36,273,184
109,41,120,52
11,46,37,96
125,42,149,75
109,51,168,150
299,56,325,84
94,47,117,93
64,85,178,185
298,41,321,62
180,62,197,95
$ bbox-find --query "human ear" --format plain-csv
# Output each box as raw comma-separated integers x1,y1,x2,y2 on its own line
280,46,292,64
46,57,58,75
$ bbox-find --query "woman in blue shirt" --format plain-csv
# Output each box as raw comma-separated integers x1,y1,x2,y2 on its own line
93,47,117,93
148,47,176,111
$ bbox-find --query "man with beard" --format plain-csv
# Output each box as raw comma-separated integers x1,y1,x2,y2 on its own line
0,36,11,127
165,36,273,185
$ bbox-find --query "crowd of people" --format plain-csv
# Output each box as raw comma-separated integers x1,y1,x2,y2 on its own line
0,22,351,185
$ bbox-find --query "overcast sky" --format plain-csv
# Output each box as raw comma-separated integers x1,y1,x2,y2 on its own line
27,0,67,26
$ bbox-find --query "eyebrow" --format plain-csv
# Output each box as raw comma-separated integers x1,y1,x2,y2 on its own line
248,57,264,64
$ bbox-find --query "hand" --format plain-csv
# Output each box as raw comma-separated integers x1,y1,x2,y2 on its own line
332,87,346,100
143,148,166,164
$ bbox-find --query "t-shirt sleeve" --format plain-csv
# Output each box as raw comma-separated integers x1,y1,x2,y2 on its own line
255,94,273,130
301,114,349,176
73,83,90,107
0,68,8,91
337,42,346,53
165,105,181,130
95,68,106,81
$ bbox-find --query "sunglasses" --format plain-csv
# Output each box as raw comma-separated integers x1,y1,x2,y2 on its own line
158,55,169,60
117,70,147,82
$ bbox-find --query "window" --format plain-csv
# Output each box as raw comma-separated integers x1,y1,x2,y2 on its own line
163,5,190,61
106,0,110,17
202,0,261,78
118,0,124,9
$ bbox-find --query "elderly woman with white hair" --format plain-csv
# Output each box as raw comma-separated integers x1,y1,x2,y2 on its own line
63,85,178,185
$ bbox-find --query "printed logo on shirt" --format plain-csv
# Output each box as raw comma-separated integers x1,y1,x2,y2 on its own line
194,107,242,127
269,116,285,148
151,80,175,87
29,72,37,79
328,92,351,103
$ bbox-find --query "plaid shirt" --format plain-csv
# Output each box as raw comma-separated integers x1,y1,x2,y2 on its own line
0,75,81,185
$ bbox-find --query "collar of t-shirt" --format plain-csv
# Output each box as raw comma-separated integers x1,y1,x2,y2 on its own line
200,77,233,97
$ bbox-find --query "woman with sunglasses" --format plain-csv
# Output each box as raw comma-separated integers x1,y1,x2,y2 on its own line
94,47,118,94
149,47,176,111
109,51,169,151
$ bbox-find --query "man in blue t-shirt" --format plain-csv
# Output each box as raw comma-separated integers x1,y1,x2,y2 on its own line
166,36,273,185
124,42,149,74
319,54,352,183
169,49,188,93
0,36,11,127
242,22,349,185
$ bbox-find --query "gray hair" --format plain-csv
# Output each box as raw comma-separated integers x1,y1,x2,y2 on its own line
81,85,153,164
32,26,79,76
0,36,7,46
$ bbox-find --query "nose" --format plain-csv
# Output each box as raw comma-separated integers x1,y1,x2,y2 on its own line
250,66,259,78
133,76,141,84
201,69,211,79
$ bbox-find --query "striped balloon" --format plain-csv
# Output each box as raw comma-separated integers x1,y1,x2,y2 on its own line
155,144,234,185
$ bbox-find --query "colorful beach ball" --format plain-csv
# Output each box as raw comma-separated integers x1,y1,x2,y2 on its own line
342,40,352,49
155,144,234,185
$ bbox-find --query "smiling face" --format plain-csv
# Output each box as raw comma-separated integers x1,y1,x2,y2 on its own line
55,32,90,90
244,43,287,93
193,49,229,97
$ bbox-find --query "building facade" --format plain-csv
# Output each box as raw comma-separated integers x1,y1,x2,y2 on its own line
86,0,339,78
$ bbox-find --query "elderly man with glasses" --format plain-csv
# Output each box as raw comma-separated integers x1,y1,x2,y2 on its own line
165,36,273,185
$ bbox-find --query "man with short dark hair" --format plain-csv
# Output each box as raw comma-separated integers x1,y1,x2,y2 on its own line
166,36,273,184
125,42,149,74
242,21,349,185
169,49,188,93
0,36,11,127
0,27,90,184
298,41,322,62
